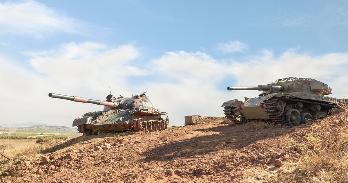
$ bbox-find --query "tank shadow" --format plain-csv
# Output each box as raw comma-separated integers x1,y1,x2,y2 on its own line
41,132,132,154
142,121,307,162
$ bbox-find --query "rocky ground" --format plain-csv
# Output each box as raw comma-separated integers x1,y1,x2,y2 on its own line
2,110,348,183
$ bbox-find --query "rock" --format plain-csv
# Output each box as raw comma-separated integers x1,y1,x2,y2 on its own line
117,157,125,161
159,136,168,142
255,174,262,180
116,139,123,143
49,165,56,170
77,153,84,158
40,155,49,165
1,171,10,176
174,169,183,176
133,140,141,144
224,141,232,144
94,146,102,151
36,168,44,174
104,143,112,149
185,115,203,126
274,159,282,167
23,161,31,167
64,153,73,160
192,168,204,176
164,169,173,176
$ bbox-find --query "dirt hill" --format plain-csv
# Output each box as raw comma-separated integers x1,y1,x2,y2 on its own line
2,110,348,183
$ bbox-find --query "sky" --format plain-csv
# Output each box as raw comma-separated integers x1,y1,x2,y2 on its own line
1,0,348,127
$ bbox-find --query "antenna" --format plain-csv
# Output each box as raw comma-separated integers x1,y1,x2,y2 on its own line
108,85,112,95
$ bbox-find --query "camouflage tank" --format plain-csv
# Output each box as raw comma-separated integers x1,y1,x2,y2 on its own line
49,92,169,135
222,77,348,126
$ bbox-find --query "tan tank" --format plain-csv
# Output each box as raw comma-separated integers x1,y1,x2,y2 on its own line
49,92,169,135
222,77,348,126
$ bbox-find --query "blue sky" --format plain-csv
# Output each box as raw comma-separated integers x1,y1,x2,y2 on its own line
43,0,348,54
1,0,348,126
4,1,348,57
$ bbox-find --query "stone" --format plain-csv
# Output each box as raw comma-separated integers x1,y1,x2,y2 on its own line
49,165,56,170
274,159,282,167
184,115,202,126
164,169,173,176
104,143,112,149
64,153,73,160
174,169,183,176
192,168,204,176
36,168,44,174
94,146,103,151
40,156,49,165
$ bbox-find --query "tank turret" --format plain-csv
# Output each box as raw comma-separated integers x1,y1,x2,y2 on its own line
227,77,332,96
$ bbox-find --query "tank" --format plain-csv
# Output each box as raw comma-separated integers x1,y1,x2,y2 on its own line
49,92,169,135
222,77,348,126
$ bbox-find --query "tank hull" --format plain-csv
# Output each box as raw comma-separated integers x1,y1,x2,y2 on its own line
223,93,345,125
73,110,169,135
223,77,348,125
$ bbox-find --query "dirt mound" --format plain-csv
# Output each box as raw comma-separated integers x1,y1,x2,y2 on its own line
2,110,348,183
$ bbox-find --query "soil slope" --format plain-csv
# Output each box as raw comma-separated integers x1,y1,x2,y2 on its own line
2,110,348,183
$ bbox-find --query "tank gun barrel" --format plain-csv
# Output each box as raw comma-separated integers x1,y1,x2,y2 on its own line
227,85,284,91
227,86,260,90
48,93,117,107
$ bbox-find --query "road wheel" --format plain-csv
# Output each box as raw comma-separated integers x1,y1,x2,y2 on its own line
286,109,301,126
301,112,313,123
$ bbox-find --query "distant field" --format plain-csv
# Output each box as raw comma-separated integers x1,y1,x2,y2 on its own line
0,131,79,158
0,127,79,162
0,125,79,140
0,131,78,140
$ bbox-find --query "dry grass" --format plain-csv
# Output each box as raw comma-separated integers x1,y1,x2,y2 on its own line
0,136,78,176
0,139,40,159
270,123,348,182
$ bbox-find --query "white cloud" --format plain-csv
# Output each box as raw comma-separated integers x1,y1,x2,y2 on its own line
147,49,348,124
1,43,348,127
0,1,79,36
0,42,142,127
152,51,229,81
217,40,248,53
146,51,233,124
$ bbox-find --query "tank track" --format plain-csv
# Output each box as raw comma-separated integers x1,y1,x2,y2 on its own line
223,96,344,125
134,119,169,132
223,106,235,121
324,97,348,108
78,119,168,135
262,96,338,125
223,106,245,123
263,98,284,123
